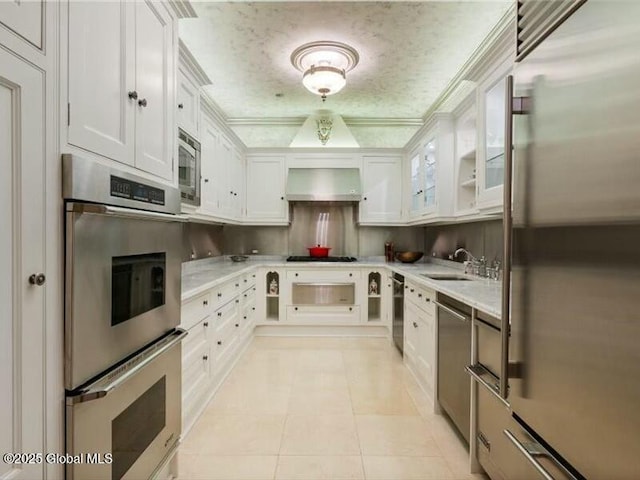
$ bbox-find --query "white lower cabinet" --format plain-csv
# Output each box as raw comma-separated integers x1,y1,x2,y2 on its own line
404,281,437,398
180,271,256,434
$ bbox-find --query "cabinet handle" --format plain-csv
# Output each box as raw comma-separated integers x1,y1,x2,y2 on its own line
426,298,431,303
410,288,415,293
280,196,284,200
294,307,298,311
203,321,209,327
244,294,247,297
405,285,408,289
235,299,239,303
363,197,367,200
28,273,46,286
244,279,248,283
235,323,239,327
252,274,255,278
217,293,222,297
127,90,138,100
418,293,422,298
178,103,184,109
217,340,222,345
243,316,247,320
217,312,222,317
252,307,255,311
202,355,208,361
234,192,238,196
235,283,239,287
413,322,418,328
203,300,208,306
349,307,353,311
138,98,148,107
349,273,353,277
295,273,299,277
253,287,256,291
204,178,209,183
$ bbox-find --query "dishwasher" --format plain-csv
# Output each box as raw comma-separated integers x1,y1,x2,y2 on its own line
435,293,472,443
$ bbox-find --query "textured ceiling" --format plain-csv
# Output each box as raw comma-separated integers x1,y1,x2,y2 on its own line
180,1,512,148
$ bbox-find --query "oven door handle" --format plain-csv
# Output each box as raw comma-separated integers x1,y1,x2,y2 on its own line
67,329,188,405
68,203,189,223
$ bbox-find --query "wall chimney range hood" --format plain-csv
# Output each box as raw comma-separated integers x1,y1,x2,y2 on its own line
285,168,362,201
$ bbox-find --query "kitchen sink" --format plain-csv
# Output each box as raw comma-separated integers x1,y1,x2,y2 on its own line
420,273,473,281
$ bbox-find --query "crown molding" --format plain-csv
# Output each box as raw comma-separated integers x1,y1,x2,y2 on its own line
226,116,423,127
178,40,211,87
200,95,248,152
404,3,516,153
166,0,197,19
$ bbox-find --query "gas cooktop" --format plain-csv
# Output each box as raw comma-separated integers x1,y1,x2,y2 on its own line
286,256,357,263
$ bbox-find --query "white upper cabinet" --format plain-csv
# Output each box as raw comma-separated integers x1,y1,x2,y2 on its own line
133,1,174,180
245,155,287,223
0,0,42,49
199,114,220,214
231,148,245,219
476,57,512,210
360,155,403,224
408,114,455,222
454,99,479,216
67,2,135,166
177,69,200,138
66,1,176,181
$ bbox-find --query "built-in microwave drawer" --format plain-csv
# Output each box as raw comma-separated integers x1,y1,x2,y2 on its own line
476,312,502,379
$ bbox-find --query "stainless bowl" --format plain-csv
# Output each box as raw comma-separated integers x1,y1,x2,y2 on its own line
229,255,249,263
395,251,424,263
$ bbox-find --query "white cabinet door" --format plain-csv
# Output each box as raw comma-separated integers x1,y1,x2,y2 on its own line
360,155,402,223
245,155,286,221
134,0,174,180
416,313,436,392
199,116,220,214
231,149,244,218
0,0,43,48
177,69,199,138
217,136,233,217
404,302,419,365
0,50,45,480
67,1,135,165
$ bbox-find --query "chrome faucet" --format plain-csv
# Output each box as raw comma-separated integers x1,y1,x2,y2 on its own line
454,248,476,262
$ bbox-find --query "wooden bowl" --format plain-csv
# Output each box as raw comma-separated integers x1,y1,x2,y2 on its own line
395,251,424,263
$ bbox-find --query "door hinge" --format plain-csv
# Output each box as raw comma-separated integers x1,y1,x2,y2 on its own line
67,103,71,126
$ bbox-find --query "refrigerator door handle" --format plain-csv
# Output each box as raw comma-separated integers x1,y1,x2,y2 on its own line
504,429,580,480
502,76,532,399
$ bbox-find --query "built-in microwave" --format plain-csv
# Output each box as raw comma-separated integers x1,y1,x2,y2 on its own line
178,128,201,206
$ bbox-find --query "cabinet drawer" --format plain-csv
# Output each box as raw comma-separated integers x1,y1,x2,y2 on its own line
241,285,257,305
182,340,210,399
286,305,360,324
182,317,212,354
405,281,435,315
240,271,257,289
287,269,360,282
211,280,242,310
181,291,212,330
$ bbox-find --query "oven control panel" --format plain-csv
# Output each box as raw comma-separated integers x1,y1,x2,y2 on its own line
110,175,165,205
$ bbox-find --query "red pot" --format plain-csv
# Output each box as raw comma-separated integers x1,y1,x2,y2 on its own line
308,245,331,257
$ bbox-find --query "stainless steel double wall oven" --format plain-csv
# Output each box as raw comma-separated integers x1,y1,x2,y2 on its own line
63,155,187,480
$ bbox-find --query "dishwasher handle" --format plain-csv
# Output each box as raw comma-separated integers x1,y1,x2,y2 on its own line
434,301,469,322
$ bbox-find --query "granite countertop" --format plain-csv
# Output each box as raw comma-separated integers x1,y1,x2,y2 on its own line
181,256,502,318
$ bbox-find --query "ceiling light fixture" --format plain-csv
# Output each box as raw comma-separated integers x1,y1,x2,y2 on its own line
291,41,359,101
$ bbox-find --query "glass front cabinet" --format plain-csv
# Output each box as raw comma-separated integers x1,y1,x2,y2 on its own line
477,58,512,209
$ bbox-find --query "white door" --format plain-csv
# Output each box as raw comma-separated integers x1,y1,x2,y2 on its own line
134,0,174,180
199,116,220,214
0,0,42,48
361,155,403,223
0,49,46,480
177,69,199,138
245,156,286,220
67,1,135,165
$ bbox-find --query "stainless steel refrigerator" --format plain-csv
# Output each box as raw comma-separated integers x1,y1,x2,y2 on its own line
503,1,640,478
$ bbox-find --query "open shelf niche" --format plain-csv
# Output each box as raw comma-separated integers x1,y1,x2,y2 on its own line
266,271,280,321
367,271,382,322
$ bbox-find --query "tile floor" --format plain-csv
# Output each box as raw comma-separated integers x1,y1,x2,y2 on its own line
178,336,488,480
